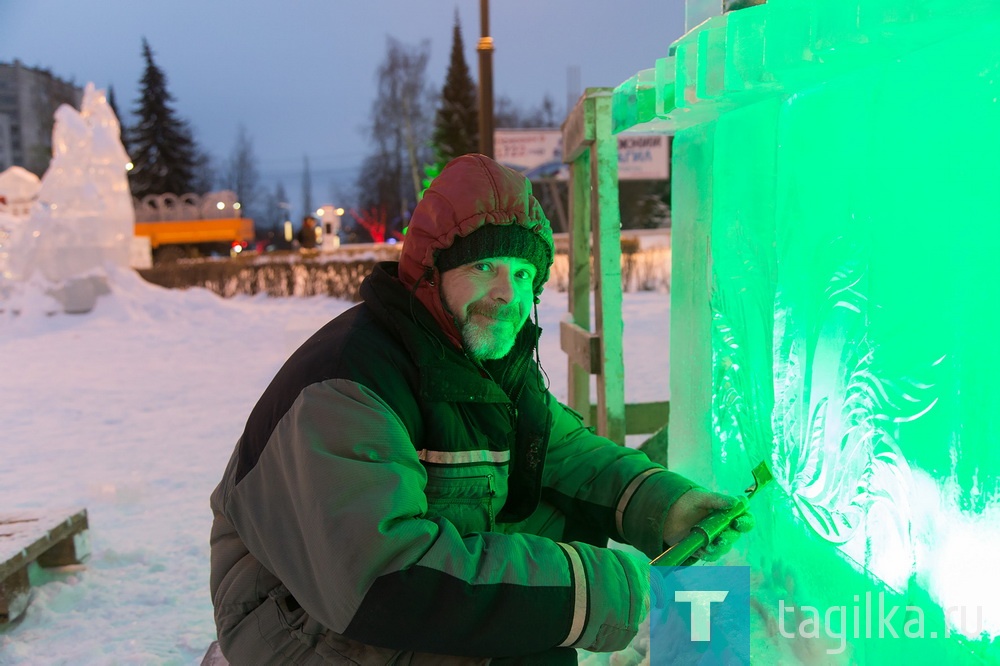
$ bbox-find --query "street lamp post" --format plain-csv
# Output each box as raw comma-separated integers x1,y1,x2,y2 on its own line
477,0,494,158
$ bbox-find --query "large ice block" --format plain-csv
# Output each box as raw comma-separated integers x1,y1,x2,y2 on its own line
0,83,132,312
615,0,1000,661
32,82,133,284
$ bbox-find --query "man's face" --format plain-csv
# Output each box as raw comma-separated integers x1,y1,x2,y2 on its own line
440,257,537,361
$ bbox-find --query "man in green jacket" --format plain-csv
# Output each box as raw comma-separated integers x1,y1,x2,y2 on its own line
210,154,752,664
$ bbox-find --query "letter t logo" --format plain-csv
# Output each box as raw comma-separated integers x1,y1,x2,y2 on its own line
674,590,729,641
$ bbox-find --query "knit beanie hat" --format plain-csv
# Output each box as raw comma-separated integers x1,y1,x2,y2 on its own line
436,223,552,293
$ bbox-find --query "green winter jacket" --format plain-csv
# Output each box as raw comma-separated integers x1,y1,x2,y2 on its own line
209,155,694,664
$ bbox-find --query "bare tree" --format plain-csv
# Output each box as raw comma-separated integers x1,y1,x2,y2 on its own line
222,125,260,216
355,37,436,230
495,93,561,129
191,148,216,195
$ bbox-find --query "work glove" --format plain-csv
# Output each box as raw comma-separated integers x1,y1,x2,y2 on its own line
662,488,755,563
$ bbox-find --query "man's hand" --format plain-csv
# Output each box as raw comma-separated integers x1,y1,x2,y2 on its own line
662,488,755,562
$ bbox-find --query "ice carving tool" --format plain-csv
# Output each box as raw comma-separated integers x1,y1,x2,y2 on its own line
650,460,773,567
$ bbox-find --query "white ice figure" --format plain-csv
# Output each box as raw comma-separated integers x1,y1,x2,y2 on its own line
0,166,41,216
0,166,42,283
29,82,133,286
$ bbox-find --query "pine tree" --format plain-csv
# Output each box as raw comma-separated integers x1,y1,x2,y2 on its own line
431,11,478,168
106,85,125,146
127,38,198,199
107,85,121,124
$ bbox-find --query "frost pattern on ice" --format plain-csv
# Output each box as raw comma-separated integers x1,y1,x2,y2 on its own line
769,240,942,593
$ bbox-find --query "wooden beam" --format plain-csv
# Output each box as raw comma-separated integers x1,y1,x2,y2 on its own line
0,567,29,625
562,92,590,162
589,400,670,436
639,423,669,465
590,91,626,446
0,509,89,583
0,508,90,625
566,152,593,419
560,320,601,375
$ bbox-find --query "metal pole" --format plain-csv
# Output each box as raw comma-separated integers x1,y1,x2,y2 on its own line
477,0,494,158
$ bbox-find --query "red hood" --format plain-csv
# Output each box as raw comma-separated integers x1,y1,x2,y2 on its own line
399,154,554,350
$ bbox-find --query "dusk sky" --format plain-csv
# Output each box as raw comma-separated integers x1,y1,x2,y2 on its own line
1,1,685,211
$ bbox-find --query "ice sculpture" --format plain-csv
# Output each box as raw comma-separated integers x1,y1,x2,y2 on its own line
612,0,1000,661
0,167,41,283
0,82,132,312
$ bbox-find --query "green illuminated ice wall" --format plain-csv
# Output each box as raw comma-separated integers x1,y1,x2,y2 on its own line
612,0,1000,661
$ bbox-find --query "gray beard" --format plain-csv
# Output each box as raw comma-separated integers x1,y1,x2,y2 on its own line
459,316,519,361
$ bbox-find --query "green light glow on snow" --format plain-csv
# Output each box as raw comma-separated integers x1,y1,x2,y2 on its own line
613,0,1000,660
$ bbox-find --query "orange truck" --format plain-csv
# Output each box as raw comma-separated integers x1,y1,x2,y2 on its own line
133,190,255,263
135,217,255,262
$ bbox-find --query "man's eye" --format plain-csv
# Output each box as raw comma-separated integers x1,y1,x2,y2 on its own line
473,262,492,272
515,269,534,281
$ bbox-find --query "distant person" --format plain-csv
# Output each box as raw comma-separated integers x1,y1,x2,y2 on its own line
210,154,753,664
298,215,318,249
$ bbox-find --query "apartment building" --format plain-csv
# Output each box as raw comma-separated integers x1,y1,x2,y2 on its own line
0,60,83,175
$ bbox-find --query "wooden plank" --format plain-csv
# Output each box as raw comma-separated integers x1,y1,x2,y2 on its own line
625,400,670,436
588,401,670,437
0,509,90,582
563,87,612,162
0,508,90,625
37,531,91,568
562,91,590,163
639,423,669,466
560,319,601,375
590,91,626,446
0,566,31,625
566,148,593,421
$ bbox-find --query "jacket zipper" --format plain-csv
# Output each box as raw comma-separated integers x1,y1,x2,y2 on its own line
486,473,496,530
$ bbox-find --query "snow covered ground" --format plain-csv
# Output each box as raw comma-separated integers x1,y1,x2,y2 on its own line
0,268,672,665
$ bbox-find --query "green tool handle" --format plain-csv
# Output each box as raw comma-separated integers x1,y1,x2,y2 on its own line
650,495,749,567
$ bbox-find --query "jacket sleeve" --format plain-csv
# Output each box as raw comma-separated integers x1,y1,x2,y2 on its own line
541,393,696,559
219,377,647,658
